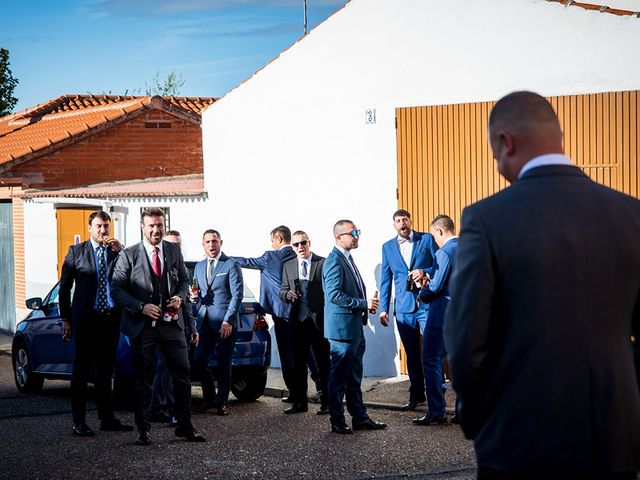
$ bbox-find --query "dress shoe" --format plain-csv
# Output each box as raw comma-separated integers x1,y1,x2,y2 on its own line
450,414,459,425
353,417,387,431
400,400,420,411
281,396,293,403
194,402,216,414
284,402,308,414
175,425,206,442
215,405,229,416
169,415,178,427
330,424,353,434
134,431,151,446
72,423,95,437
148,411,171,423
316,404,330,415
100,418,134,432
412,413,447,426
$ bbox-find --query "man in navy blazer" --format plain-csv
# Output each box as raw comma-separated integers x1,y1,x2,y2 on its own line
379,209,437,411
232,225,297,398
59,210,132,436
414,214,458,426
445,92,640,478
323,219,386,434
191,229,243,416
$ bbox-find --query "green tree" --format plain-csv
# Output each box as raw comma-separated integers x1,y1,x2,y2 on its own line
0,48,19,116
145,70,185,97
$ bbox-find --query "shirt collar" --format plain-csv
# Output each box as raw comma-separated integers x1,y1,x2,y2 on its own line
442,235,458,247
518,153,573,179
143,239,162,255
336,246,351,258
90,238,101,250
207,251,222,262
397,231,414,244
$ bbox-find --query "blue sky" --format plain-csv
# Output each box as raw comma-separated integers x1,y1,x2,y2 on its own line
2,0,346,111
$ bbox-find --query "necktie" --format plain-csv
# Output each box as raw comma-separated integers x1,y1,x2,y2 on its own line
96,246,108,312
301,260,308,279
348,254,365,298
207,258,215,284
152,246,161,277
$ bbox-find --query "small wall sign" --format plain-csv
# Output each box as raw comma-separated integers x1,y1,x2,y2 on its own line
365,108,376,124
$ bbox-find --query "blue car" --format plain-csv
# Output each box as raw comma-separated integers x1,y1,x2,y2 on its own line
12,261,271,403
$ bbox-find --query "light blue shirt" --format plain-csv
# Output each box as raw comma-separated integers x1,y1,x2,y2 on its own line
518,153,573,179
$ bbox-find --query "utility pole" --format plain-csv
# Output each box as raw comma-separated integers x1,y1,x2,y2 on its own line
303,0,308,35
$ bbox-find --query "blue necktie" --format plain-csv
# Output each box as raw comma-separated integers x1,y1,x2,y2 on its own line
96,246,108,312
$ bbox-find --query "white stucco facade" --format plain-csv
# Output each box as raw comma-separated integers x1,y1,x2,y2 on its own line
201,0,640,376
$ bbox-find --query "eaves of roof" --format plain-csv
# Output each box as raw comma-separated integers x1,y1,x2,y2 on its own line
16,174,206,200
546,0,640,17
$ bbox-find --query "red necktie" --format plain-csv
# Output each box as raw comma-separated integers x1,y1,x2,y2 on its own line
152,246,161,277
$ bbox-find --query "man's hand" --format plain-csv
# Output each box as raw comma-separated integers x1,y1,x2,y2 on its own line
62,320,72,341
285,290,299,302
410,269,425,283
367,297,379,312
105,237,124,253
191,332,199,347
142,304,161,320
167,295,182,309
379,312,389,327
219,321,233,339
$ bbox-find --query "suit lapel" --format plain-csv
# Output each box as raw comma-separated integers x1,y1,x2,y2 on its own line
138,242,153,291
83,241,97,275
391,238,408,269
336,248,364,296
408,231,422,269
309,254,319,281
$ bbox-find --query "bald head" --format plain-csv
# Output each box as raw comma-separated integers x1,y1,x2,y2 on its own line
488,91,564,182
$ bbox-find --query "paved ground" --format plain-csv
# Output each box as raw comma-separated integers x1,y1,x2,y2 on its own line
0,332,476,480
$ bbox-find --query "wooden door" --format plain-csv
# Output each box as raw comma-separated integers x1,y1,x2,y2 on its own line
56,208,95,277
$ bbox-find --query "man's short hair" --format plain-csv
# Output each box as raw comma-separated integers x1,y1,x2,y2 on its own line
431,214,455,233
270,225,291,243
292,230,308,238
333,219,354,236
393,209,411,220
203,229,221,239
141,207,165,222
165,230,181,237
88,210,111,225
489,91,561,137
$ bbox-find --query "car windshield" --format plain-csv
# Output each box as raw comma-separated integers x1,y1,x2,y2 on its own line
43,283,60,306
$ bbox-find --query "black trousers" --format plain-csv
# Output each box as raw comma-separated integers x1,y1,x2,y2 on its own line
477,467,637,480
273,315,295,393
289,316,330,406
71,310,120,424
131,321,191,432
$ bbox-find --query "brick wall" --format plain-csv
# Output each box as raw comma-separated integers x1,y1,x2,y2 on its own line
6,109,204,189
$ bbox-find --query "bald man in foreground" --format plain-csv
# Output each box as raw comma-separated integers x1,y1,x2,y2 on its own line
444,91,640,479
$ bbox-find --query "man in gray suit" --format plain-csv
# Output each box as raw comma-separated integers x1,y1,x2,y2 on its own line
444,91,640,479
111,207,205,445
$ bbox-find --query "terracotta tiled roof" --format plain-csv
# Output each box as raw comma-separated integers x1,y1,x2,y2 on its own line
17,173,205,199
546,0,640,17
0,94,216,167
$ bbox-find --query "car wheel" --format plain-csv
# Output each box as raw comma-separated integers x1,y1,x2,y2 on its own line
13,343,44,394
231,369,267,402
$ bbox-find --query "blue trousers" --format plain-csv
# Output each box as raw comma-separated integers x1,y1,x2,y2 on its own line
422,326,446,417
327,332,368,427
396,304,429,402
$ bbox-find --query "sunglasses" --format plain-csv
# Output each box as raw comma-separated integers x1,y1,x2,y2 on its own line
292,240,309,247
338,229,361,238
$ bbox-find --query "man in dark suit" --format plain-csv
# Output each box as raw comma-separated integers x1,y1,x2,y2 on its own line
111,207,205,445
379,209,438,411
59,210,133,436
322,219,386,434
414,214,458,426
279,230,329,415
191,229,243,416
444,91,640,478
232,225,297,399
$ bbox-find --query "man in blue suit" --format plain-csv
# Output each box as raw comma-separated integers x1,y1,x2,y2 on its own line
323,219,386,434
191,229,243,416
414,214,458,425
379,209,438,411
232,226,297,399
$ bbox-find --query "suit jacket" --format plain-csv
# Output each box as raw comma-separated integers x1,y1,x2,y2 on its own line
418,237,458,328
111,240,191,339
444,165,640,472
379,231,437,315
193,253,243,327
279,253,325,329
232,246,296,318
59,240,120,328
322,247,368,341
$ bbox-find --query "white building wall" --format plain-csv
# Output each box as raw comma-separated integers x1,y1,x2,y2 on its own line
206,0,640,375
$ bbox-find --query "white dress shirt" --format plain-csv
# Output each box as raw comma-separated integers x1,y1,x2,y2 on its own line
398,231,414,268
143,239,164,273
518,153,573,179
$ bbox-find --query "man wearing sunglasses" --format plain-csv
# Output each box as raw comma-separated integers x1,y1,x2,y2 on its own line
322,220,386,434
379,209,438,412
279,231,330,415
